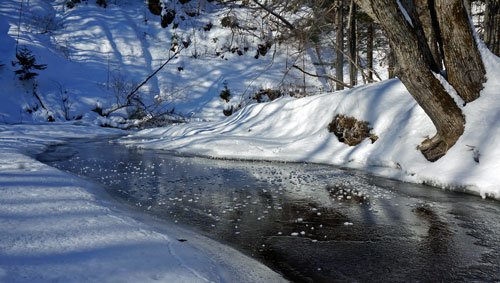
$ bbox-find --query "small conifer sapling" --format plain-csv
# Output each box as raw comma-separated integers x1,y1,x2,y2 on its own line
12,47,47,81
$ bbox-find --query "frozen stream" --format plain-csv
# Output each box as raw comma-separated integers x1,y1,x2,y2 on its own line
37,140,500,282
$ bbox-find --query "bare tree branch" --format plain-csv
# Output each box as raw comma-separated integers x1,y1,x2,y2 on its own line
292,64,352,89
104,47,184,117
126,47,184,102
251,0,296,30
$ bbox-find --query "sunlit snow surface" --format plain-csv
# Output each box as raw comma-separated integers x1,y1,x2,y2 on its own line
0,124,286,283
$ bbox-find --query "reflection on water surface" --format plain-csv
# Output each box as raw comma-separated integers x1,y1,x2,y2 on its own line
38,140,500,282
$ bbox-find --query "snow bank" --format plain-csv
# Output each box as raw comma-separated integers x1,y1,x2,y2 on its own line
0,124,285,282
121,50,500,199
0,0,313,124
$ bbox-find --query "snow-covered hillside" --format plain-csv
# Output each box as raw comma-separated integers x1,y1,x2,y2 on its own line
0,0,317,124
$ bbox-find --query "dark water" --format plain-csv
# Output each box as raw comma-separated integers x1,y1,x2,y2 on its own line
38,140,500,282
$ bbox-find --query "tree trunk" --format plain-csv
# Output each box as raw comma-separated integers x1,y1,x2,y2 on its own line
414,0,443,70
387,47,396,79
464,0,472,18
355,0,465,161
484,0,500,56
366,21,374,83
335,0,345,90
435,0,486,103
314,44,335,91
397,0,441,72
348,0,357,86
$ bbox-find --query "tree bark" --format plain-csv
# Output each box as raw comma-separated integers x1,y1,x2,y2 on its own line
414,0,443,70
398,0,441,72
335,0,345,90
355,0,465,161
484,0,500,56
348,0,357,86
435,0,486,104
366,21,374,83
387,47,396,79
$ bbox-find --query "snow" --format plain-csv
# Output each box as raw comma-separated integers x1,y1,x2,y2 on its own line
0,0,499,280
120,48,500,200
0,124,286,282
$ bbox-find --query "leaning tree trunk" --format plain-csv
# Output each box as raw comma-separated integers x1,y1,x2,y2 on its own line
355,0,465,161
435,0,486,103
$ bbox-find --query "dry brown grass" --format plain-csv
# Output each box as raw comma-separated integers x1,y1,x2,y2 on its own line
328,114,378,146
